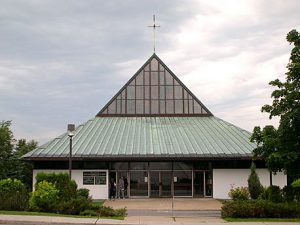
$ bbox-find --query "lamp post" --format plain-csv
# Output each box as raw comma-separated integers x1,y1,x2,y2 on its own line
67,124,75,179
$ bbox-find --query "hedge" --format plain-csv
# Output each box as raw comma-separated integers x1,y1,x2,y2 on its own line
0,178,29,210
222,200,300,218
35,172,77,201
33,172,127,216
29,180,59,212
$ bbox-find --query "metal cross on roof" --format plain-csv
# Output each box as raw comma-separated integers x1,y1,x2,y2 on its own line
148,15,160,52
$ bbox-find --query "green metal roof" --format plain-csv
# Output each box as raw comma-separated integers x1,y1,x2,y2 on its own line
23,116,255,160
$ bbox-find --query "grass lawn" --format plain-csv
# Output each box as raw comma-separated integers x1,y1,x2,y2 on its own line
0,210,124,220
224,218,300,222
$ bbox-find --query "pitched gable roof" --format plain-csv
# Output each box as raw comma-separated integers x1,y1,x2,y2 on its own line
23,54,255,160
97,53,212,116
23,117,255,160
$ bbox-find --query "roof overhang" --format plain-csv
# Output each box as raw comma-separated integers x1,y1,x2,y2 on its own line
24,154,255,161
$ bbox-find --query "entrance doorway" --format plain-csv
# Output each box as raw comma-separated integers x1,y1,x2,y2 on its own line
130,171,148,197
116,171,128,198
194,171,204,197
193,171,213,197
109,171,117,183
109,171,117,198
150,171,172,197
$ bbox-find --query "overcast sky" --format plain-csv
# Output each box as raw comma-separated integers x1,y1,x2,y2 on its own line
0,0,299,144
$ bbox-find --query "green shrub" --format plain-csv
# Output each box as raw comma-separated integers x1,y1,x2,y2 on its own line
282,185,295,202
97,206,125,217
266,185,283,203
79,203,126,217
94,205,127,217
56,196,92,215
77,188,90,199
32,173,97,215
222,200,256,218
221,200,300,218
291,179,300,202
0,178,29,210
32,173,123,217
114,208,127,217
295,188,300,202
292,179,300,188
228,187,250,201
97,205,115,217
79,209,98,216
259,186,268,199
29,181,59,212
247,162,263,199
260,186,283,202
35,172,77,201
90,201,103,211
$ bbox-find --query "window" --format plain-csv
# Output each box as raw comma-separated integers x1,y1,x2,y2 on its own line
130,171,148,196
130,162,148,170
127,86,135,99
151,58,159,71
98,56,210,116
127,100,135,114
151,100,159,114
174,171,192,196
83,171,106,185
151,86,159,99
151,72,159,85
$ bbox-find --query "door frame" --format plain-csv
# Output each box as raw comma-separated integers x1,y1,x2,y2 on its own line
193,170,213,198
193,170,205,198
149,170,173,198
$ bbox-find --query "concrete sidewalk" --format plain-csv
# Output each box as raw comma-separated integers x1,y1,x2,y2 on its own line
1,214,300,225
0,199,298,225
104,198,222,210
105,198,223,222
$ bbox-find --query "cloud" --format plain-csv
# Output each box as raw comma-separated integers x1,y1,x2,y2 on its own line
0,0,299,143
157,0,299,132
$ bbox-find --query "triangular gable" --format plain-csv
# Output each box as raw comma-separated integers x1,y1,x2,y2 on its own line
97,53,212,116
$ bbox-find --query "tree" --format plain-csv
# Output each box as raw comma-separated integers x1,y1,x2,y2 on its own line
0,120,37,188
0,121,14,179
251,29,300,178
248,162,263,199
15,139,38,157
12,139,38,188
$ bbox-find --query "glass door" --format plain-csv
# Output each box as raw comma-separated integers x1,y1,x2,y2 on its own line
205,171,213,197
160,171,172,197
193,171,213,197
173,171,192,196
117,171,128,198
150,171,172,197
150,171,159,197
130,171,148,197
194,171,204,197
109,171,117,199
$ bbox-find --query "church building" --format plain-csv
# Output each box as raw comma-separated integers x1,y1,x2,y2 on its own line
23,53,287,199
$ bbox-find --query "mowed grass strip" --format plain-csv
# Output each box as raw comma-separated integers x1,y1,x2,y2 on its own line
0,210,124,220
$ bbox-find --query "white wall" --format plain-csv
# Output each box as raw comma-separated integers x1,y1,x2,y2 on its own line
33,169,108,199
213,169,287,199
